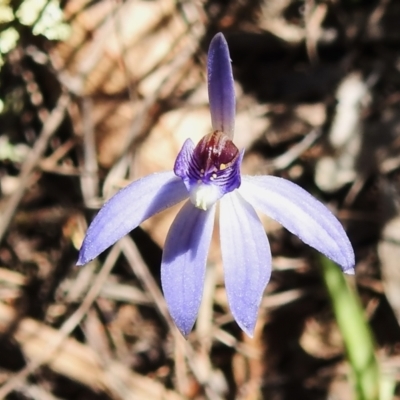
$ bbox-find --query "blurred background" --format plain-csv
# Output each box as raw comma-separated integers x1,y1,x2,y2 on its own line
0,0,399,399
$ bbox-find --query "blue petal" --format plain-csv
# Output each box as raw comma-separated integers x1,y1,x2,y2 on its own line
240,176,355,273
207,33,235,137
78,172,188,265
219,192,272,337
161,201,215,336
174,138,195,182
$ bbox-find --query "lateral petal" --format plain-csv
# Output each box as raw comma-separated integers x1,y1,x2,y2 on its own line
240,176,355,273
207,33,235,138
220,192,272,337
78,172,188,265
161,201,215,336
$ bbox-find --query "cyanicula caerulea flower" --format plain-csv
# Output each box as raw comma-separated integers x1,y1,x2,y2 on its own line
78,33,355,337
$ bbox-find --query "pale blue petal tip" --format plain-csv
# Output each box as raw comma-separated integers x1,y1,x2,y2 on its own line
77,244,90,266
77,241,93,265
344,267,355,275
77,246,94,266
174,317,194,338
236,317,255,338
76,256,85,266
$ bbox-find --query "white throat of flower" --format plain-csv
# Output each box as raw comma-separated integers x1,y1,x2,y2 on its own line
190,183,220,211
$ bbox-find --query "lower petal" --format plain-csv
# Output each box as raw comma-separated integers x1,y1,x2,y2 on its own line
161,201,215,336
240,176,355,273
220,192,272,337
78,171,188,265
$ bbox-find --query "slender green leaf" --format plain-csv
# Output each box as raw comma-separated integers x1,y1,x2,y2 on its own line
320,256,380,400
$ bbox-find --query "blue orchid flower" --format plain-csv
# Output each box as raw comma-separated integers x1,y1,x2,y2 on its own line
78,33,355,337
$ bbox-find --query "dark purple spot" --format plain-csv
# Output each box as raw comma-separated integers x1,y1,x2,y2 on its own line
193,131,239,173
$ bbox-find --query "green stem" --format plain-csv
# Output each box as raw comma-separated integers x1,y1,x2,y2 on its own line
320,256,380,400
